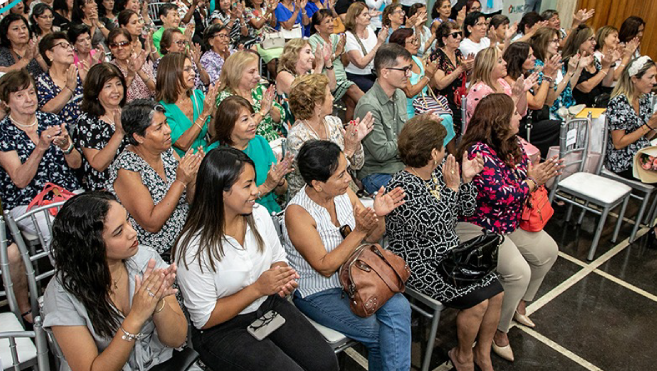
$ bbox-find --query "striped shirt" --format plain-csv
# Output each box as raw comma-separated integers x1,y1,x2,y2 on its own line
283,186,355,298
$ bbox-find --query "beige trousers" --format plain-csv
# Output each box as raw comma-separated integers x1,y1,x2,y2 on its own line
455,222,558,332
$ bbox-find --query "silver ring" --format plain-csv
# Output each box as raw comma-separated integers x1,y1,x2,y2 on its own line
47,135,51,138
147,291,155,297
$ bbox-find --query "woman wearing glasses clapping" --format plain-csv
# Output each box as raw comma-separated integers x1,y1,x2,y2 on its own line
108,28,155,102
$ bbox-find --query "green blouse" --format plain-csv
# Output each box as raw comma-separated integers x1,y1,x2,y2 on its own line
207,136,281,213
216,84,287,143
160,89,210,157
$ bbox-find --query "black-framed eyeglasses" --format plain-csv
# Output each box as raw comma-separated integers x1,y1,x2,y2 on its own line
386,65,412,74
175,40,189,46
339,224,352,239
449,31,463,38
213,33,230,39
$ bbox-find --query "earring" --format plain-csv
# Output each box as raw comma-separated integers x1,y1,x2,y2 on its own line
317,187,323,192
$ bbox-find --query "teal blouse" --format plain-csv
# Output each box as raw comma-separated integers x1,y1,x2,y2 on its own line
161,89,210,157
207,135,281,213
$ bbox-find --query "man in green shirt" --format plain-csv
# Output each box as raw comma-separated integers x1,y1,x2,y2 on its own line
153,3,186,54
354,43,412,194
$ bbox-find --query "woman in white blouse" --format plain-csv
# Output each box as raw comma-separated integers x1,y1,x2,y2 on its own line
343,1,388,92
174,147,338,371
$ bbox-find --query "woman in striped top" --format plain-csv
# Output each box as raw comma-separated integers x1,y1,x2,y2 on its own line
283,140,411,371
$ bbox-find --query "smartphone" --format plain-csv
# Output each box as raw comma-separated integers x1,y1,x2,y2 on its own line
247,310,286,340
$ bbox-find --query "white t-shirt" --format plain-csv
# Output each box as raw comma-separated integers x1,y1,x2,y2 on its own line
345,26,378,75
459,37,491,57
366,0,391,30
176,204,289,329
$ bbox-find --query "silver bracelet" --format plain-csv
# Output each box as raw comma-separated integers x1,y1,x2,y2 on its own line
120,326,143,342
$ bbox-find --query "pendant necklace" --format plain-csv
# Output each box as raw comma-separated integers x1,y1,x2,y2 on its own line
409,167,441,201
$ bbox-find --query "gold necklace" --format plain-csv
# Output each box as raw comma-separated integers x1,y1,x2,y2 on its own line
409,167,441,201
303,118,326,139
112,266,124,290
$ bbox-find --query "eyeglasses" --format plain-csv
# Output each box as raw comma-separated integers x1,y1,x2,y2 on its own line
405,38,419,45
38,14,54,19
470,7,481,11
387,65,412,74
51,41,73,50
109,40,131,49
550,38,559,44
393,9,405,15
213,33,230,39
449,31,463,38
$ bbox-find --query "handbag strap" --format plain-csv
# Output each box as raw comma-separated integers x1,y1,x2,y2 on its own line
27,183,59,210
348,30,369,58
367,245,407,291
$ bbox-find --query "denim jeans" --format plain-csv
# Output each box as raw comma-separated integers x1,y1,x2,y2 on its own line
361,173,393,195
192,295,338,371
294,288,411,371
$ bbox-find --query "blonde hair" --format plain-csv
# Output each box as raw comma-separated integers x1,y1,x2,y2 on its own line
612,57,656,105
218,51,259,92
289,74,329,120
344,2,368,32
595,25,618,52
278,38,310,74
471,47,500,88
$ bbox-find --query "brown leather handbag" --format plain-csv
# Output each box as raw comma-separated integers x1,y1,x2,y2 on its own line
339,244,411,317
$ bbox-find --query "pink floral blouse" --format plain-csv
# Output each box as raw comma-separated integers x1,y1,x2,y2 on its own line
464,78,512,129
459,141,531,234
111,60,155,102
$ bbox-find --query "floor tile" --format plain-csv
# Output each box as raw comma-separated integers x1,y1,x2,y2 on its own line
597,232,657,296
533,256,584,301
529,272,657,371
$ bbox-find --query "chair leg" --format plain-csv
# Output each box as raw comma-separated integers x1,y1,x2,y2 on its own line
612,196,630,243
577,201,589,225
589,207,610,261
630,192,650,242
646,194,657,227
420,309,442,371
566,203,574,222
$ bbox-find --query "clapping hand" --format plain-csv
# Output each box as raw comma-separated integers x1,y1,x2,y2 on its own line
573,8,595,25
65,65,78,92
203,83,220,116
176,148,203,185
528,155,564,185
343,112,374,143
543,53,562,78
443,154,460,191
373,186,405,216
259,85,276,117
424,58,438,78
255,265,298,296
567,53,581,74
462,53,475,72
353,205,379,235
623,37,640,58
505,22,518,40
264,153,294,191
377,26,389,45
461,150,483,183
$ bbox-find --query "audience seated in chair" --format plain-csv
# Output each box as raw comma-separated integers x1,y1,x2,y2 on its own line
43,191,188,371
283,139,411,371
174,147,338,371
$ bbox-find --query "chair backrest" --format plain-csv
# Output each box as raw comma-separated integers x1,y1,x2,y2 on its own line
0,216,23,323
595,114,610,175
3,202,65,319
149,2,166,25
558,113,592,172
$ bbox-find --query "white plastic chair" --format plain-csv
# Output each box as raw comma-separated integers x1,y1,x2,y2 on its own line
549,113,632,260
0,216,50,371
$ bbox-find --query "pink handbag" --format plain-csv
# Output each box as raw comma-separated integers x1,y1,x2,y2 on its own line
27,183,75,216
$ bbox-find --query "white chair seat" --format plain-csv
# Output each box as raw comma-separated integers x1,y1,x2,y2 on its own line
601,168,655,191
303,316,349,345
0,312,37,367
558,172,631,204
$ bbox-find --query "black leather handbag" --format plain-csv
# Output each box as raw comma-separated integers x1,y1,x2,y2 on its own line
149,347,199,371
438,231,503,288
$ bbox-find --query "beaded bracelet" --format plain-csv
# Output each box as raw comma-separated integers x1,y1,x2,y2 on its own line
120,327,143,342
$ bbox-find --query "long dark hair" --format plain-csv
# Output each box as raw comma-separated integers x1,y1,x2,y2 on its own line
503,41,531,80
51,191,121,339
173,148,264,272
30,3,53,36
458,93,522,167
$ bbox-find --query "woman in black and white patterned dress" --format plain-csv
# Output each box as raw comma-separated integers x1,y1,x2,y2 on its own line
386,113,503,371
107,100,202,262
605,56,657,180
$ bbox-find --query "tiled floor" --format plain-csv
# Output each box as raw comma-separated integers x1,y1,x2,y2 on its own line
341,203,657,371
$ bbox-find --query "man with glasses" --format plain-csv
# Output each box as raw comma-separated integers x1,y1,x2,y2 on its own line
354,43,412,194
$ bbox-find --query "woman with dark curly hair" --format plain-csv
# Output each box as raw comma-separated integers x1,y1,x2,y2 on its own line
42,191,188,371
456,93,560,362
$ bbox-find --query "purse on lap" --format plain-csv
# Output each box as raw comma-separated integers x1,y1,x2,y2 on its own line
438,231,502,288
339,244,411,318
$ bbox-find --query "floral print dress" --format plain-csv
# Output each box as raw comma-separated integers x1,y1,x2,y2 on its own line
216,84,287,142
459,140,531,234
605,94,652,174
0,112,81,211
75,112,129,191
111,60,155,102
430,47,465,132
107,148,189,261
36,72,84,127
